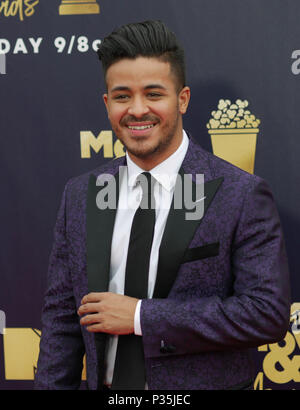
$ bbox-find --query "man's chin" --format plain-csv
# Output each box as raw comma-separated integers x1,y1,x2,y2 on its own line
126,145,159,159
118,136,158,158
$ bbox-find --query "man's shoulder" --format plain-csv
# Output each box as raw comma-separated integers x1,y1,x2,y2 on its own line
188,140,276,227
189,137,262,185
65,156,126,193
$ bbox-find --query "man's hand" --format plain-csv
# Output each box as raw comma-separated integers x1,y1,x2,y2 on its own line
77,292,139,335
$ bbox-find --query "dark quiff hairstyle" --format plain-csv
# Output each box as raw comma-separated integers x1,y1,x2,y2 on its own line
97,20,186,92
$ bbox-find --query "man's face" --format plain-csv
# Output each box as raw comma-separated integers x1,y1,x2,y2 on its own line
103,56,190,169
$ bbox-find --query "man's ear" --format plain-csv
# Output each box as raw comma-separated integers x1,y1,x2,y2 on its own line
103,93,108,109
178,86,191,114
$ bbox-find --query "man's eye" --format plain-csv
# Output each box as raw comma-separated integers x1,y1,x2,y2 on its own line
114,95,129,100
147,93,162,98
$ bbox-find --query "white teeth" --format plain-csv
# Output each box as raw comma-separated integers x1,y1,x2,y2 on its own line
128,124,155,130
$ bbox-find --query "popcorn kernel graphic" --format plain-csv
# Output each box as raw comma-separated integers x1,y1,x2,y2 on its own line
207,99,261,174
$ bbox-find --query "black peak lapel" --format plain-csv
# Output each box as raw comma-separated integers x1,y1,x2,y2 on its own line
86,170,120,390
153,169,223,299
86,172,120,293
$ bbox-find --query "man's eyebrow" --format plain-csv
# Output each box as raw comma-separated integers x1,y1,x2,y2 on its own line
111,86,130,93
110,84,167,92
144,84,167,90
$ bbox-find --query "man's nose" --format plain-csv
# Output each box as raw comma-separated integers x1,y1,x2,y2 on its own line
127,96,150,118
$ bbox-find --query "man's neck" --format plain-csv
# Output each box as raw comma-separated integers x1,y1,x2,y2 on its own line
127,130,184,171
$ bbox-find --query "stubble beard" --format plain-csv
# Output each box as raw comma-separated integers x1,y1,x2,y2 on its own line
114,112,181,160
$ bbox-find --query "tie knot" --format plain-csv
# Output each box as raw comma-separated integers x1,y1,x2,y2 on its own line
137,172,155,209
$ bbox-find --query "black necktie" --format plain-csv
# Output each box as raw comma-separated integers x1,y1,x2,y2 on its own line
111,172,156,390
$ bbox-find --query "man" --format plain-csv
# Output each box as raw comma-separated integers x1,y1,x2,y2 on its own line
35,20,290,390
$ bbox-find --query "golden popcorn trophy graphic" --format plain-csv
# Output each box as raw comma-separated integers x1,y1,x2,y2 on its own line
59,0,100,15
207,99,260,174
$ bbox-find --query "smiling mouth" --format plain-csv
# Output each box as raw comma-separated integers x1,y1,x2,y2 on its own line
127,124,156,130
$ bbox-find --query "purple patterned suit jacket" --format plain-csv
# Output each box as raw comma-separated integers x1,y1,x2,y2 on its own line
34,135,290,390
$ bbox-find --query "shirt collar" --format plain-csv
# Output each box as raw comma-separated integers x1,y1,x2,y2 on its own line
126,130,189,192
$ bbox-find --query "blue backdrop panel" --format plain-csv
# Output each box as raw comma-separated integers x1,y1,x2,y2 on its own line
0,0,299,389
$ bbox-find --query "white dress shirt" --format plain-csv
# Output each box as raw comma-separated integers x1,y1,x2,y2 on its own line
104,130,189,386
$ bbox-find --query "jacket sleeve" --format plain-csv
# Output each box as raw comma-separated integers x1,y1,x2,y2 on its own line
140,178,291,358
34,182,85,389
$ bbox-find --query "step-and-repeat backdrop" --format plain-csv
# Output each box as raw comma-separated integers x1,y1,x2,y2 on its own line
0,0,299,390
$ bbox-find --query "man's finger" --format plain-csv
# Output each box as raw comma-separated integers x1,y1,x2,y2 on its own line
86,324,103,333
80,313,101,326
81,292,105,305
77,302,100,316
